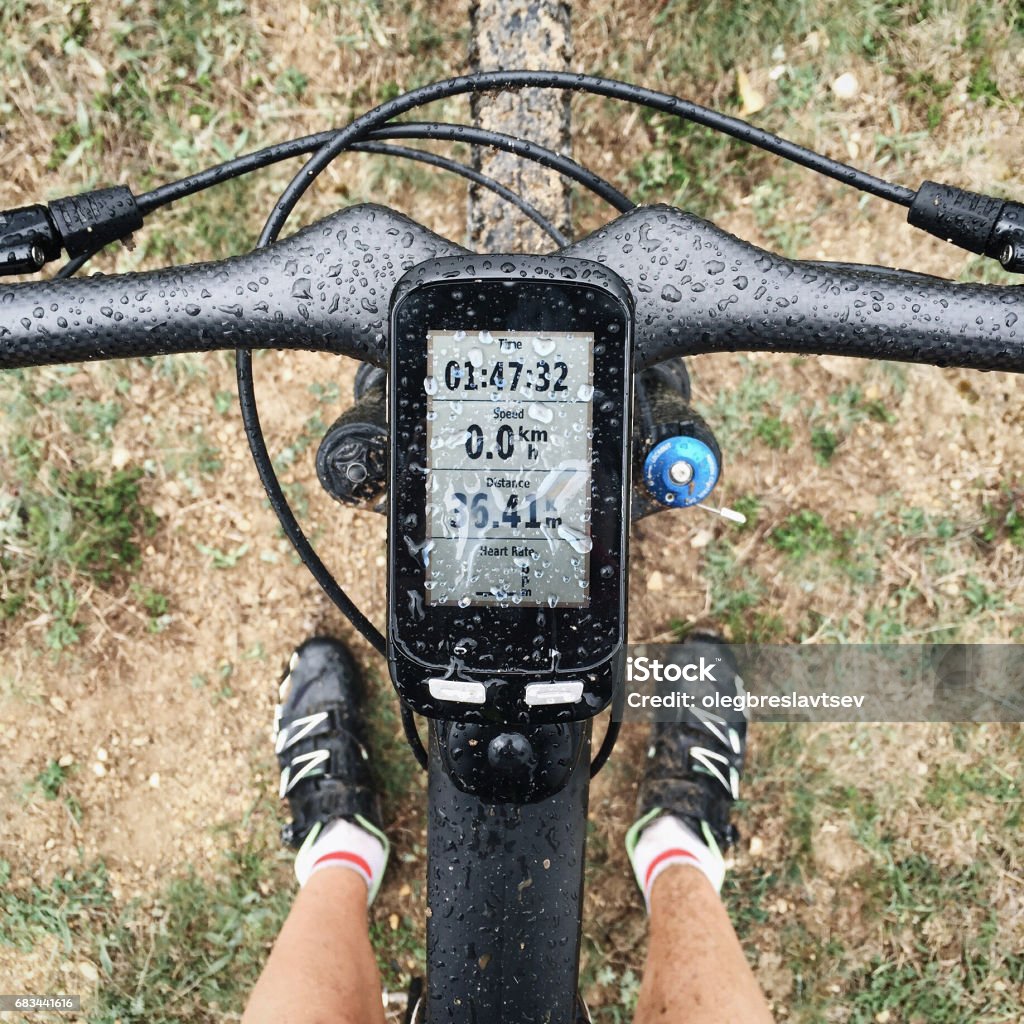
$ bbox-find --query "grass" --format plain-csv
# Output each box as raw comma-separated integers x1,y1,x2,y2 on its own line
1,457,157,647
1,847,293,1024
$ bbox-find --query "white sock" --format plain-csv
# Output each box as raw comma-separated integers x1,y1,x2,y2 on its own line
626,812,725,911
294,816,389,905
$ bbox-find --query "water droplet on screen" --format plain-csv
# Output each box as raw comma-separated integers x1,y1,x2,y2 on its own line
557,525,593,554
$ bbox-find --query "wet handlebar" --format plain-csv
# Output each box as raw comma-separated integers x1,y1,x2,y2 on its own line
1,203,1022,374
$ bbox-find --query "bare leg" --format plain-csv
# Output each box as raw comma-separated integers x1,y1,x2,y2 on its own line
243,869,386,1024
633,864,774,1024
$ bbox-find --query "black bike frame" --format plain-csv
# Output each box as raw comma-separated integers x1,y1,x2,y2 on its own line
424,720,591,1022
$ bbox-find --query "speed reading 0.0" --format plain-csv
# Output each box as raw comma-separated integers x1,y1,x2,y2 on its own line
425,329,594,607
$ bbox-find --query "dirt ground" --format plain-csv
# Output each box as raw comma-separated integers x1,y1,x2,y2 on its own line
1,1,1022,1021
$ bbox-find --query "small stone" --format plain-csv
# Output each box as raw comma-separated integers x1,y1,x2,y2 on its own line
690,529,714,549
96,747,108,762
49,695,68,714
148,773,160,788
831,72,860,100
749,836,765,857
111,446,130,469
389,913,400,931
78,961,99,982
875,1011,891,1024
647,570,665,592
58,754,74,768
398,883,412,898
131,735,150,748
92,762,106,778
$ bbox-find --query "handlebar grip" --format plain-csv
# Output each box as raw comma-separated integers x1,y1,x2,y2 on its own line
565,205,1024,374
0,205,465,370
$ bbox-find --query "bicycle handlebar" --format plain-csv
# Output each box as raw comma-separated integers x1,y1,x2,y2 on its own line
1,203,1022,374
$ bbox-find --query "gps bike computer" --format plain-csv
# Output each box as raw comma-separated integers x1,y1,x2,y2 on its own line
387,256,633,724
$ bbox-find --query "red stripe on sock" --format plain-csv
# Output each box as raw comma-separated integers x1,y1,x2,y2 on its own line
312,850,373,880
644,847,699,890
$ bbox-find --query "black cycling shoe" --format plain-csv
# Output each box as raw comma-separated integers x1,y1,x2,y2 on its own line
273,636,381,848
632,633,747,853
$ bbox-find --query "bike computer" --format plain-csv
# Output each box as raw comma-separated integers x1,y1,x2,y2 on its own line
387,256,633,724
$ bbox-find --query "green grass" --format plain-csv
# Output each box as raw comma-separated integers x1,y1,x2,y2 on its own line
1,834,293,1023
770,509,836,558
701,540,787,641
94,847,291,1023
754,415,793,450
370,914,427,995
0,367,163,646
976,486,1024,548
0,858,115,953
1,455,157,646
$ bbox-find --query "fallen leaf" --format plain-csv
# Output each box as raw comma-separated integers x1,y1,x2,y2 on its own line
737,70,766,116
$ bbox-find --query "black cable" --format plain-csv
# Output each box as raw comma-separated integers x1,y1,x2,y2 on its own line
367,123,633,213
137,129,339,213
351,140,568,246
67,136,569,276
261,72,918,224
235,104,636,664
232,127,594,658
400,703,429,771
590,675,626,777
590,717,621,777
235,350,388,655
56,250,97,278
139,71,914,220
137,119,629,220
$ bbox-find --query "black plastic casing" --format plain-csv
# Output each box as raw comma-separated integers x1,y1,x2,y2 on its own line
387,255,633,725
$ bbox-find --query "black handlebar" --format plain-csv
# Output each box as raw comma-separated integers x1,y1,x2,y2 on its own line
1,203,1022,374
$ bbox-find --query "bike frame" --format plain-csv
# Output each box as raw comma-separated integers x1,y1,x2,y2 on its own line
420,10,593,1018
425,720,591,1022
